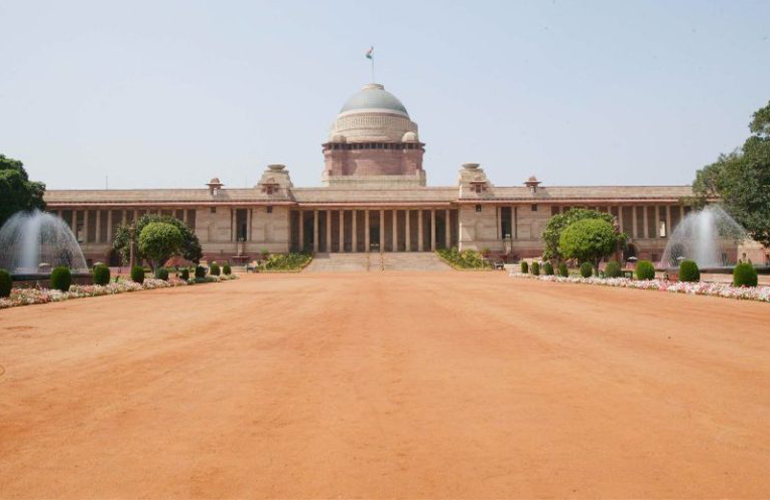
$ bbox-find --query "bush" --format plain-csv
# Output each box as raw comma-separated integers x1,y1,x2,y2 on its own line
678,259,700,282
223,264,232,275
260,252,315,271
558,262,569,277
93,264,111,286
636,260,655,280
138,222,184,271
179,268,190,280
131,265,145,284
520,261,529,274
733,262,758,287
155,267,169,281
0,269,11,298
50,266,72,292
209,262,221,276
605,260,621,278
195,265,207,279
579,262,593,278
544,262,554,275
531,262,540,276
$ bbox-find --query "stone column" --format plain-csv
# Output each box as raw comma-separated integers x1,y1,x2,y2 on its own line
642,205,648,239
379,209,385,252
352,210,357,252
666,205,672,239
365,210,370,252
95,209,101,243
445,209,451,249
418,210,424,251
430,209,436,251
326,210,332,252
654,206,660,238
83,209,90,243
298,210,304,251
313,210,319,252
405,209,411,251
106,209,113,243
617,206,624,233
339,210,345,252
632,206,638,239
392,209,398,251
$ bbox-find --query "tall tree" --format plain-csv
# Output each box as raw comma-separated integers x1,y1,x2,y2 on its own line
542,208,625,262
0,154,46,228
559,218,618,270
693,101,770,247
113,214,202,267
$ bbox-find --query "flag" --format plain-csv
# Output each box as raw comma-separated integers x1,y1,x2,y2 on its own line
366,46,373,60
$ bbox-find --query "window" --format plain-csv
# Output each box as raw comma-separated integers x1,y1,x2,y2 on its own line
236,209,248,241
659,220,667,238
475,204,482,213
210,207,216,214
267,206,273,214
531,204,538,212
652,253,658,263
551,206,560,216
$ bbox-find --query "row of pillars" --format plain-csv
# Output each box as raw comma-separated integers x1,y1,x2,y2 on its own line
298,208,452,252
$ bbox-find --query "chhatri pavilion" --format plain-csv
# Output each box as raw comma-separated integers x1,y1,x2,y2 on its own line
45,82,702,266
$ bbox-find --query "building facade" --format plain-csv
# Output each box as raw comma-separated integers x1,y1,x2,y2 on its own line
45,82,705,266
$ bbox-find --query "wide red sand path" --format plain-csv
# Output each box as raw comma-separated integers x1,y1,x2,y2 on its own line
1,272,769,498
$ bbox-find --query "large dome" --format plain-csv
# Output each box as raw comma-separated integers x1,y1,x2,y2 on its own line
339,83,408,117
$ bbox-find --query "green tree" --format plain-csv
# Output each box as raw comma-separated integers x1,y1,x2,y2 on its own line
542,208,625,261
559,218,618,270
693,101,770,247
0,154,46,228
138,222,184,271
113,214,202,266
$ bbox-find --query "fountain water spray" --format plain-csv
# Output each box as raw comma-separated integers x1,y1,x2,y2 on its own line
0,210,88,276
660,205,747,269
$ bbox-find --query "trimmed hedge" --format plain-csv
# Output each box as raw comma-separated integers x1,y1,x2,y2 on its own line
209,262,221,276
51,266,72,292
520,261,529,274
678,259,700,283
579,262,593,278
179,268,190,280
155,267,169,281
0,269,11,298
544,262,554,276
131,265,145,284
558,262,569,277
733,262,758,287
195,265,207,279
605,260,621,278
636,260,655,280
223,264,232,275
93,264,111,286
531,262,540,276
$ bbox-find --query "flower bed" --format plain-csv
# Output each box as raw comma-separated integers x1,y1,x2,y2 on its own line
510,272,770,303
0,275,237,310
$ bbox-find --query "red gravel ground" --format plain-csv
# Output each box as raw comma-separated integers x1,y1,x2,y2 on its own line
1,272,769,499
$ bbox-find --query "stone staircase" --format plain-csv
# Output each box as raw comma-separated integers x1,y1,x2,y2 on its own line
304,252,450,272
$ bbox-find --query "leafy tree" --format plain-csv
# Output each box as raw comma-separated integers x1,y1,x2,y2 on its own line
693,101,770,246
542,208,625,262
138,222,183,271
0,154,46,228
114,214,202,267
559,218,618,270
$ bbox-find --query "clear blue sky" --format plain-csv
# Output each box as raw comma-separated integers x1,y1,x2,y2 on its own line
1,0,768,190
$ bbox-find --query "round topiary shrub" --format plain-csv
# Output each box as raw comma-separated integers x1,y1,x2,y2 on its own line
531,262,540,276
155,267,169,281
558,262,569,277
0,269,12,298
179,268,190,280
605,260,621,278
195,265,207,279
210,262,221,276
579,262,593,278
131,265,145,284
520,261,529,274
678,259,700,282
50,266,72,292
544,262,554,275
733,262,758,287
636,260,655,280
223,264,232,276
93,264,111,286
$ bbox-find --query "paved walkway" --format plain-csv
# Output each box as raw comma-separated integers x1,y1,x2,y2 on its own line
1,273,769,498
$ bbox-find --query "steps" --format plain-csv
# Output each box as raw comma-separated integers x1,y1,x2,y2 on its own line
304,252,451,272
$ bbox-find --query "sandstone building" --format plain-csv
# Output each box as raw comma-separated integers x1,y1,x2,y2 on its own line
45,82,702,266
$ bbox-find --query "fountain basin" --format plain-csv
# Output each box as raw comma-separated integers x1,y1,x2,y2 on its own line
11,273,94,289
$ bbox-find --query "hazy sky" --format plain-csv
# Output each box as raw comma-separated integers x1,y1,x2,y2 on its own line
1,0,769,190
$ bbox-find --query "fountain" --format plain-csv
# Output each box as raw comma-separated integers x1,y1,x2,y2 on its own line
0,210,90,285
659,205,754,272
